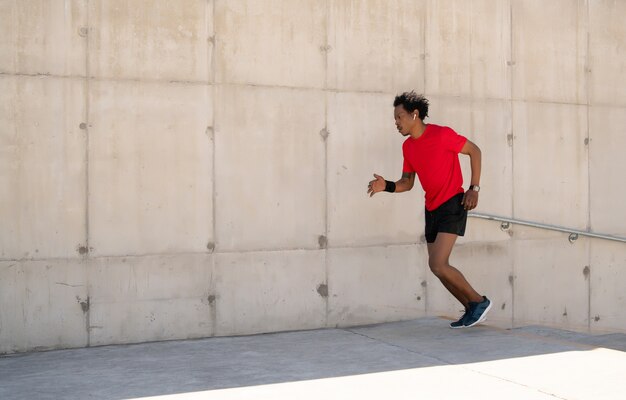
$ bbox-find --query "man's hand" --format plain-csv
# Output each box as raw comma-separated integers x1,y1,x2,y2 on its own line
367,174,386,197
461,190,478,210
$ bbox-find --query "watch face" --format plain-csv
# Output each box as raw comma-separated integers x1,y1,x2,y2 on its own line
472,185,480,192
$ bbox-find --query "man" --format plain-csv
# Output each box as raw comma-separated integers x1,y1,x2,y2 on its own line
367,91,491,328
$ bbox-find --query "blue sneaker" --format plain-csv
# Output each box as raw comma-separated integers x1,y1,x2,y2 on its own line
463,296,492,327
449,309,469,329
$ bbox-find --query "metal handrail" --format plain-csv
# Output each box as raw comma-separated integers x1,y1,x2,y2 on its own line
468,212,626,243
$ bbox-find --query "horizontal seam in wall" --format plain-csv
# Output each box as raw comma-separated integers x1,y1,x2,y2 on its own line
3,71,625,108
0,242,426,262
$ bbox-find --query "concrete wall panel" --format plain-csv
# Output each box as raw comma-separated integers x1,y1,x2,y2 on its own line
461,100,513,243
470,0,512,99
0,1,86,76
0,260,87,353
0,76,86,259
507,224,571,242
470,100,513,215
464,218,513,244
214,250,326,336
512,0,587,103
328,245,426,327
215,0,325,88
589,106,626,236
513,237,589,330
327,92,422,247
214,85,325,251
589,0,626,106
512,101,588,230
426,241,513,328
427,0,511,99
327,0,426,93
88,254,213,303
425,0,471,97
89,0,211,81
590,240,626,333
89,298,213,347
88,254,214,346
88,81,213,256
427,96,472,136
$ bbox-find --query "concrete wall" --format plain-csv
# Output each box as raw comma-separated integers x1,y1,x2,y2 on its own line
1,0,625,353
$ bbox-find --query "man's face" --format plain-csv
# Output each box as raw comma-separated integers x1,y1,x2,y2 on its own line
393,105,416,136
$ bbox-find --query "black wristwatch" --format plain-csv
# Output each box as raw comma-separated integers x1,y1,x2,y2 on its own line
469,185,480,192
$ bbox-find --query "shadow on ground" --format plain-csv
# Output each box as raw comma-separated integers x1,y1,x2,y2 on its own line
0,317,624,400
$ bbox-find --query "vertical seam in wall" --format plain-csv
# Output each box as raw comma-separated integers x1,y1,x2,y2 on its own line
11,2,16,72
509,0,515,328
84,0,91,347
210,0,216,240
422,0,429,316
585,0,592,332
423,1,427,95
587,257,591,332
210,0,217,337
469,0,474,137
12,3,20,256
509,0,515,220
585,0,591,233
323,0,330,328
469,0,473,97
587,266,593,332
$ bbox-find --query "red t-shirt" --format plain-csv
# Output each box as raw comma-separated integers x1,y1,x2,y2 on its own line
402,124,467,211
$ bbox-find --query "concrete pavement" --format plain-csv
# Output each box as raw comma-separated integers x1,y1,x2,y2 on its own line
1,317,625,400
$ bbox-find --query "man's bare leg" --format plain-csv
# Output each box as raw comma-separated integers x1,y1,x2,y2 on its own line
427,232,482,308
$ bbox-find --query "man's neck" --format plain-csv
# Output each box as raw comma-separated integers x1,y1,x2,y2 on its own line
409,121,427,139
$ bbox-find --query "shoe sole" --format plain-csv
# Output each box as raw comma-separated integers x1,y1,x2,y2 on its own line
449,313,470,329
464,301,492,328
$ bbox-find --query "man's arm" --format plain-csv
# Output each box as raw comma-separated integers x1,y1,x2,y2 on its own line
459,139,481,210
394,172,415,193
367,172,415,197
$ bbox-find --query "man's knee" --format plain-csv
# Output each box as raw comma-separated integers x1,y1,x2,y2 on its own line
428,258,448,277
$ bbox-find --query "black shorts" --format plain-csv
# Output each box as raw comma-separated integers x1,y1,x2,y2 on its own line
424,192,467,243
